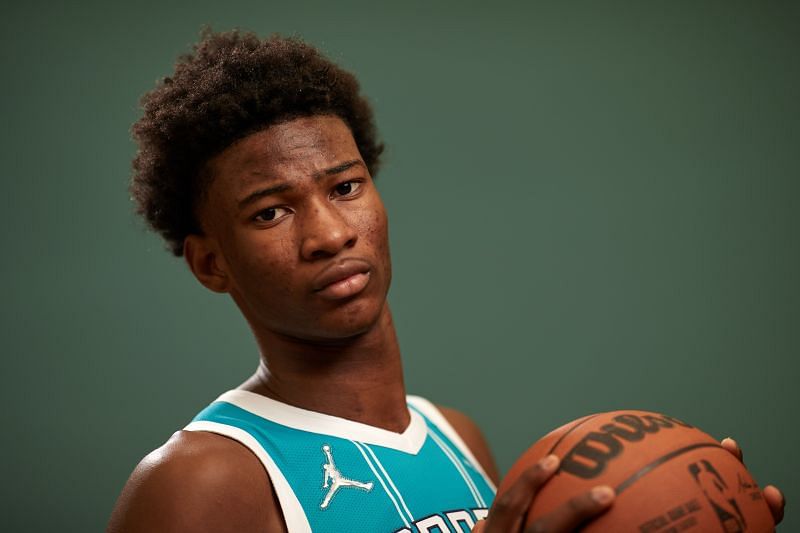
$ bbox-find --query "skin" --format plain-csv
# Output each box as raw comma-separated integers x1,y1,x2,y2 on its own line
108,115,784,532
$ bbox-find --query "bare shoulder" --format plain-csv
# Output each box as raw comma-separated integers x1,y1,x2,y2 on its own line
107,430,286,533
436,405,500,484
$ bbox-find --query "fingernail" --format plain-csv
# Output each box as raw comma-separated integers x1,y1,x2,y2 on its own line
722,437,737,447
591,486,615,504
541,454,560,471
765,485,785,506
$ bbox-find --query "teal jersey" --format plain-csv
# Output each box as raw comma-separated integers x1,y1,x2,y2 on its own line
185,390,496,532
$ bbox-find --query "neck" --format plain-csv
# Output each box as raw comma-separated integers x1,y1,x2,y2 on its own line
240,305,409,433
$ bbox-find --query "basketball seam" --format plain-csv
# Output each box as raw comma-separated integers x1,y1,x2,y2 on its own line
546,415,602,456
614,442,724,495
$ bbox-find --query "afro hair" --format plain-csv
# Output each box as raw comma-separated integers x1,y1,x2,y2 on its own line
130,28,384,256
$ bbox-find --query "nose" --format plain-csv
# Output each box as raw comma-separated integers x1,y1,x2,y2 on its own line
299,201,358,260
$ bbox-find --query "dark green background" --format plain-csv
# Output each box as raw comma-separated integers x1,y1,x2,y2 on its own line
1,1,797,531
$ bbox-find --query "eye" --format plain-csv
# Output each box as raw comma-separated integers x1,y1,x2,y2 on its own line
332,180,362,198
253,206,291,224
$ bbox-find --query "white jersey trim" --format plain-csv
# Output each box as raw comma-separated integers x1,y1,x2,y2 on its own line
184,420,312,533
213,390,427,454
406,396,497,492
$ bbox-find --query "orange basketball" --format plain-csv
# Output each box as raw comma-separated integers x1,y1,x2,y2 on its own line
497,410,774,532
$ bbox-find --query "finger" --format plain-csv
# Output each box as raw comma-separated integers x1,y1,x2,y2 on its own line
483,455,560,533
470,520,486,533
720,437,744,463
763,485,785,525
524,486,615,533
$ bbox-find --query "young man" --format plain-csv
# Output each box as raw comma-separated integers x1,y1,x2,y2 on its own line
108,30,784,532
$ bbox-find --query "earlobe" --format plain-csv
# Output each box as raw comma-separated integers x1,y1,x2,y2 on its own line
183,234,231,293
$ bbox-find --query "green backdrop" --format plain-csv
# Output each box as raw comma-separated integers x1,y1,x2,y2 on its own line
1,1,797,531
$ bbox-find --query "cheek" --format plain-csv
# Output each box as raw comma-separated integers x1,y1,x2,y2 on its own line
229,233,297,293
358,204,391,271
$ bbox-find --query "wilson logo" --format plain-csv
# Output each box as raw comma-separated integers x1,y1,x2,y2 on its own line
560,413,693,479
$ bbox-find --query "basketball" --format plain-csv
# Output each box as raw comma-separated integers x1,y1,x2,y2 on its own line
497,410,774,532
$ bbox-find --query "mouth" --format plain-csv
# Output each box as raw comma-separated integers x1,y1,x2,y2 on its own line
312,258,372,301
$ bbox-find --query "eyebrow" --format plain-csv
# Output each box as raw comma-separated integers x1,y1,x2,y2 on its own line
237,183,291,210
236,159,365,211
314,159,364,178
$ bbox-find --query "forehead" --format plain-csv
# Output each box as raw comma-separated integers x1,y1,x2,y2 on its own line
208,115,360,188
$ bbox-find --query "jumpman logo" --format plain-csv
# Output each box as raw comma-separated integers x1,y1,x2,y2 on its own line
320,444,374,510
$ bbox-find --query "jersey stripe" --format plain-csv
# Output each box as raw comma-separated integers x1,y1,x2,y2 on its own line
428,428,486,508
362,443,415,522
407,398,497,492
350,440,412,527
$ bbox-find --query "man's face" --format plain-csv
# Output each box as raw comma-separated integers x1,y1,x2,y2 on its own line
194,115,391,342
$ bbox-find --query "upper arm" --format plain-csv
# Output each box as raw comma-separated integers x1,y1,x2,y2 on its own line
437,405,500,485
107,430,286,533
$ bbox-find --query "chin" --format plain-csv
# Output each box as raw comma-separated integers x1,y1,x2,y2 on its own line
311,298,387,342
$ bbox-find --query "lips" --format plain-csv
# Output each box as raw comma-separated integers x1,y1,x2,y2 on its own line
312,258,372,300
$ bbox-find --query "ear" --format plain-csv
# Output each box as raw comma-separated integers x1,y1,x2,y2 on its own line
183,234,232,293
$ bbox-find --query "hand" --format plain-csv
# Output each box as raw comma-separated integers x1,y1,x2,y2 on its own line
721,437,785,525
472,455,614,533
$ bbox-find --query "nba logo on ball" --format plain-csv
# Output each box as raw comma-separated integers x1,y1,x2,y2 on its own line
498,410,774,532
